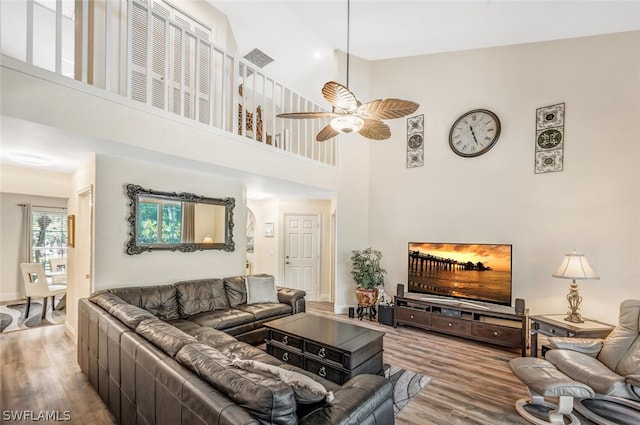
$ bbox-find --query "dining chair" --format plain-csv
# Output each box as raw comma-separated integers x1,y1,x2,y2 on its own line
19,263,67,319
49,257,67,284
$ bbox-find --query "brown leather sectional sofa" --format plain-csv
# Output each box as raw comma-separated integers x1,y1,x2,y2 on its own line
78,275,394,425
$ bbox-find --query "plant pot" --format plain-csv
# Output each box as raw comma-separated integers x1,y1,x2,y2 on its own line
356,287,379,308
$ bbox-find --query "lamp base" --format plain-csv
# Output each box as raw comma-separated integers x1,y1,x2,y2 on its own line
565,279,584,323
564,312,584,323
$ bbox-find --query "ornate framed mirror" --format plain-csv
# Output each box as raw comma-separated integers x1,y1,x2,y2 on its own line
125,184,235,254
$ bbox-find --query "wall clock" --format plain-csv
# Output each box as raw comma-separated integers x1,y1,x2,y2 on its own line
448,109,501,157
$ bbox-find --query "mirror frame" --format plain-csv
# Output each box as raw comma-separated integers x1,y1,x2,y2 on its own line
125,184,235,254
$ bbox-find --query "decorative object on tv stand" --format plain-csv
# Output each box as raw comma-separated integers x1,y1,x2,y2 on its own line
406,114,424,168
276,0,419,141
351,247,386,320
535,102,565,174
552,250,599,323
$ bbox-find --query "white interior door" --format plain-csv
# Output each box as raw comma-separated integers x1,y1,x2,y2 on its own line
284,215,319,301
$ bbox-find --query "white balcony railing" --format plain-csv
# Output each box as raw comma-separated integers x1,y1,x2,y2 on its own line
0,0,337,166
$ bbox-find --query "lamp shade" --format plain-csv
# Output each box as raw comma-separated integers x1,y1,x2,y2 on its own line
330,115,364,134
202,235,214,244
552,251,599,280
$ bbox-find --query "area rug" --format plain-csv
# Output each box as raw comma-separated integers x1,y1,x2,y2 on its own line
0,301,66,333
385,364,431,416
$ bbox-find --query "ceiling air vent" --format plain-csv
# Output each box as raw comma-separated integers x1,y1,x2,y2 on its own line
243,48,274,68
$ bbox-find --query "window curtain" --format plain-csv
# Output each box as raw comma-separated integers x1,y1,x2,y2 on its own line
20,203,33,263
18,203,33,298
181,202,195,243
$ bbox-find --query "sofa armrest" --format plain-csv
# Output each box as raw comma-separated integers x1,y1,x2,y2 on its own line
276,287,306,314
547,337,604,357
298,375,393,425
626,374,640,388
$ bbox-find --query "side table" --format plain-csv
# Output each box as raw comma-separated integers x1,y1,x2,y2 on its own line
530,314,615,357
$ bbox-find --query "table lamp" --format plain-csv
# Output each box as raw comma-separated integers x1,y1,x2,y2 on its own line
552,250,599,323
202,235,214,244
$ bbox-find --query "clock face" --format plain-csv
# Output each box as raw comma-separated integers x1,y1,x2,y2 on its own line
449,109,501,157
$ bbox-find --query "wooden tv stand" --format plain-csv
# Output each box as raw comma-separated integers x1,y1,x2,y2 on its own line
394,294,528,356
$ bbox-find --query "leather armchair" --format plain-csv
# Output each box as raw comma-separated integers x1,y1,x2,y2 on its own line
546,299,640,401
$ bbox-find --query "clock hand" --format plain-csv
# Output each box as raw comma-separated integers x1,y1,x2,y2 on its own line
469,126,479,144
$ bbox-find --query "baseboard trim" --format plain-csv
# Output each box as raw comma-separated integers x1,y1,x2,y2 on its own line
333,304,352,315
0,293,23,303
319,294,332,302
64,322,76,343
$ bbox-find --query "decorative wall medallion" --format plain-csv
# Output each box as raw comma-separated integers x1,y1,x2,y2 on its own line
535,103,565,174
407,114,424,168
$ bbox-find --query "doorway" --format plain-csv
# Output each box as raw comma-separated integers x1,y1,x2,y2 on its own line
283,214,320,301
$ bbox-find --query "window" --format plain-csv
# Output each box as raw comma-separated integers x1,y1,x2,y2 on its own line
31,207,67,268
137,197,182,244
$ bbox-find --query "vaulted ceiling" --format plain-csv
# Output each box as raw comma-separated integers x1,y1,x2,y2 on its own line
213,0,640,101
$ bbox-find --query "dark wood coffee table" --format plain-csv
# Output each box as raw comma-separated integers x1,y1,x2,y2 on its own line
265,313,385,385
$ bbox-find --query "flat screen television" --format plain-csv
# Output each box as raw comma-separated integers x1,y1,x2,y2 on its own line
408,242,512,306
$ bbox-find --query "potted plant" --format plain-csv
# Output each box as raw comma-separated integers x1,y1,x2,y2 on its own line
351,247,386,309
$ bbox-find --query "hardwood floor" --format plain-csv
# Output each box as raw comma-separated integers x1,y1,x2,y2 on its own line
0,302,532,424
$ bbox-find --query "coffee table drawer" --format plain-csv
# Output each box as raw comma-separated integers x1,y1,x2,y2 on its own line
305,358,345,384
266,344,303,367
269,330,303,350
305,341,343,366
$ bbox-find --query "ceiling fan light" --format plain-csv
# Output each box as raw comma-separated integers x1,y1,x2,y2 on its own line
330,115,364,134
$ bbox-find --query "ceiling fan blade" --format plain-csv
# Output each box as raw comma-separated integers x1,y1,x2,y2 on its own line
359,119,391,140
322,81,359,112
360,99,420,120
316,124,340,142
276,112,335,119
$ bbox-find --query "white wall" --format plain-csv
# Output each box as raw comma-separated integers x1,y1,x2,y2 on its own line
93,154,246,289
65,156,96,338
368,31,640,324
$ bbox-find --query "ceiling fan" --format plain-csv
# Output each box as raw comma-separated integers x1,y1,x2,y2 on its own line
276,0,419,142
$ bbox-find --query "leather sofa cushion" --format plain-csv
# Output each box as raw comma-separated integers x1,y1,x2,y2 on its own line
175,279,230,317
136,318,197,357
192,327,239,348
546,349,633,398
165,319,203,335
188,309,254,330
108,285,180,320
235,303,292,321
223,276,247,307
231,359,332,404
216,341,282,365
176,343,297,425
90,291,128,311
108,303,157,329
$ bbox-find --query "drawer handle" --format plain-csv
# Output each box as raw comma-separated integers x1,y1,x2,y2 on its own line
282,335,289,345
493,331,499,336
318,348,326,358
448,322,453,327
282,352,289,362
319,366,327,378
410,314,415,319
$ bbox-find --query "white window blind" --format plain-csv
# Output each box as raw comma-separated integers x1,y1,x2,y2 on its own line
129,0,211,123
